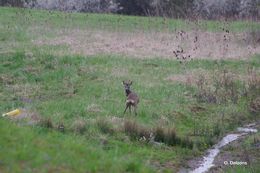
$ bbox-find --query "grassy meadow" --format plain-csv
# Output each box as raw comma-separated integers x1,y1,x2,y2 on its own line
0,7,260,173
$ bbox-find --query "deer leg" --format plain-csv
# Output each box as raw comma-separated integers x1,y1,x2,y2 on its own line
129,105,132,114
124,104,129,114
134,105,137,116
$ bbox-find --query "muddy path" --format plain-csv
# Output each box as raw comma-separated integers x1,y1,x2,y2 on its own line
179,123,259,173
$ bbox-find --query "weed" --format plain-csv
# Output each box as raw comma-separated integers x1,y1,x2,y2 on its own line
96,118,114,134
154,126,165,143
38,117,53,129
124,120,150,140
247,67,260,98
195,69,246,104
245,30,260,45
212,123,222,137
195,74,217,103
249,97,260,116
164,127,179,146
180,136,193,149
71,119,87,134
153,126,184,147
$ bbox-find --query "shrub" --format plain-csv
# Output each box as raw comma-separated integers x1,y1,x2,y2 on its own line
0,0,24,7
195,74,217,103
195,69,242,104
24,0,119,13
117,0,194,18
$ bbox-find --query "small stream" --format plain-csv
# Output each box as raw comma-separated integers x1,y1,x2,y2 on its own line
180,124,258,173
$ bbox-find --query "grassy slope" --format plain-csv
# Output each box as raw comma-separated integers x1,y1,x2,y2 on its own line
0,7,260,173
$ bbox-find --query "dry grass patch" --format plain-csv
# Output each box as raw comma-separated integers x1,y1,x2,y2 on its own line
71,118,87,134
166,68,210,86
0,74,15,85
111,67,129,78
86,104,103,113
167,68,260,87
249,97,260,115
7,83,42,100
33,29,260,60
108,116,124,130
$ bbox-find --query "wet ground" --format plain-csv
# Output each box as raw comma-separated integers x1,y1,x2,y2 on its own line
179,123,259,173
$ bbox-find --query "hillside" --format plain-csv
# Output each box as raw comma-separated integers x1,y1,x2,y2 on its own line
0,7,259,173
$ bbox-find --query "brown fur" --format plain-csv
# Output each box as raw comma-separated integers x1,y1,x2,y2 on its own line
123,80,139,115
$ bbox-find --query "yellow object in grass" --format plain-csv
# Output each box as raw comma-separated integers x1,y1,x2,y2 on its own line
2,109,21,117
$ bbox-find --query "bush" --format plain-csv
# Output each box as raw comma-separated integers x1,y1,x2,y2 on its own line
195,69,242,104
24,0,119,13
117,0,194,18
0,0,24,7
193,0,259,19
117,0,151,16
195,74,217,103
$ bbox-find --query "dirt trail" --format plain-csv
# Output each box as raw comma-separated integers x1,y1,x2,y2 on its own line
179,123,259,173
33,29,260,60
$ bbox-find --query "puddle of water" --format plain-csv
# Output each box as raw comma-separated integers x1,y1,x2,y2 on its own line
237,127,258,133
185,126,258,173
190,134,241,173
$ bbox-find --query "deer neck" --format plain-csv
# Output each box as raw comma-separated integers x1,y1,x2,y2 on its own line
125,89,131,96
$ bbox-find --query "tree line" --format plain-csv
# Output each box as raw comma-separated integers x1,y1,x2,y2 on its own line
1,0,259,20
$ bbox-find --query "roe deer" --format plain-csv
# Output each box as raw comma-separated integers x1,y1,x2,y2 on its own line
122,80,139,115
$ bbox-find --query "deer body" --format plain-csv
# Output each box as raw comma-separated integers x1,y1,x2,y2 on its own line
123,81,139,115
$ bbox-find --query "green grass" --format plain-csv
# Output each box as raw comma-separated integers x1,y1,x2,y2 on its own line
0,7,260,34
0,119,157,173
0,7,259,173
1,51,259,172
